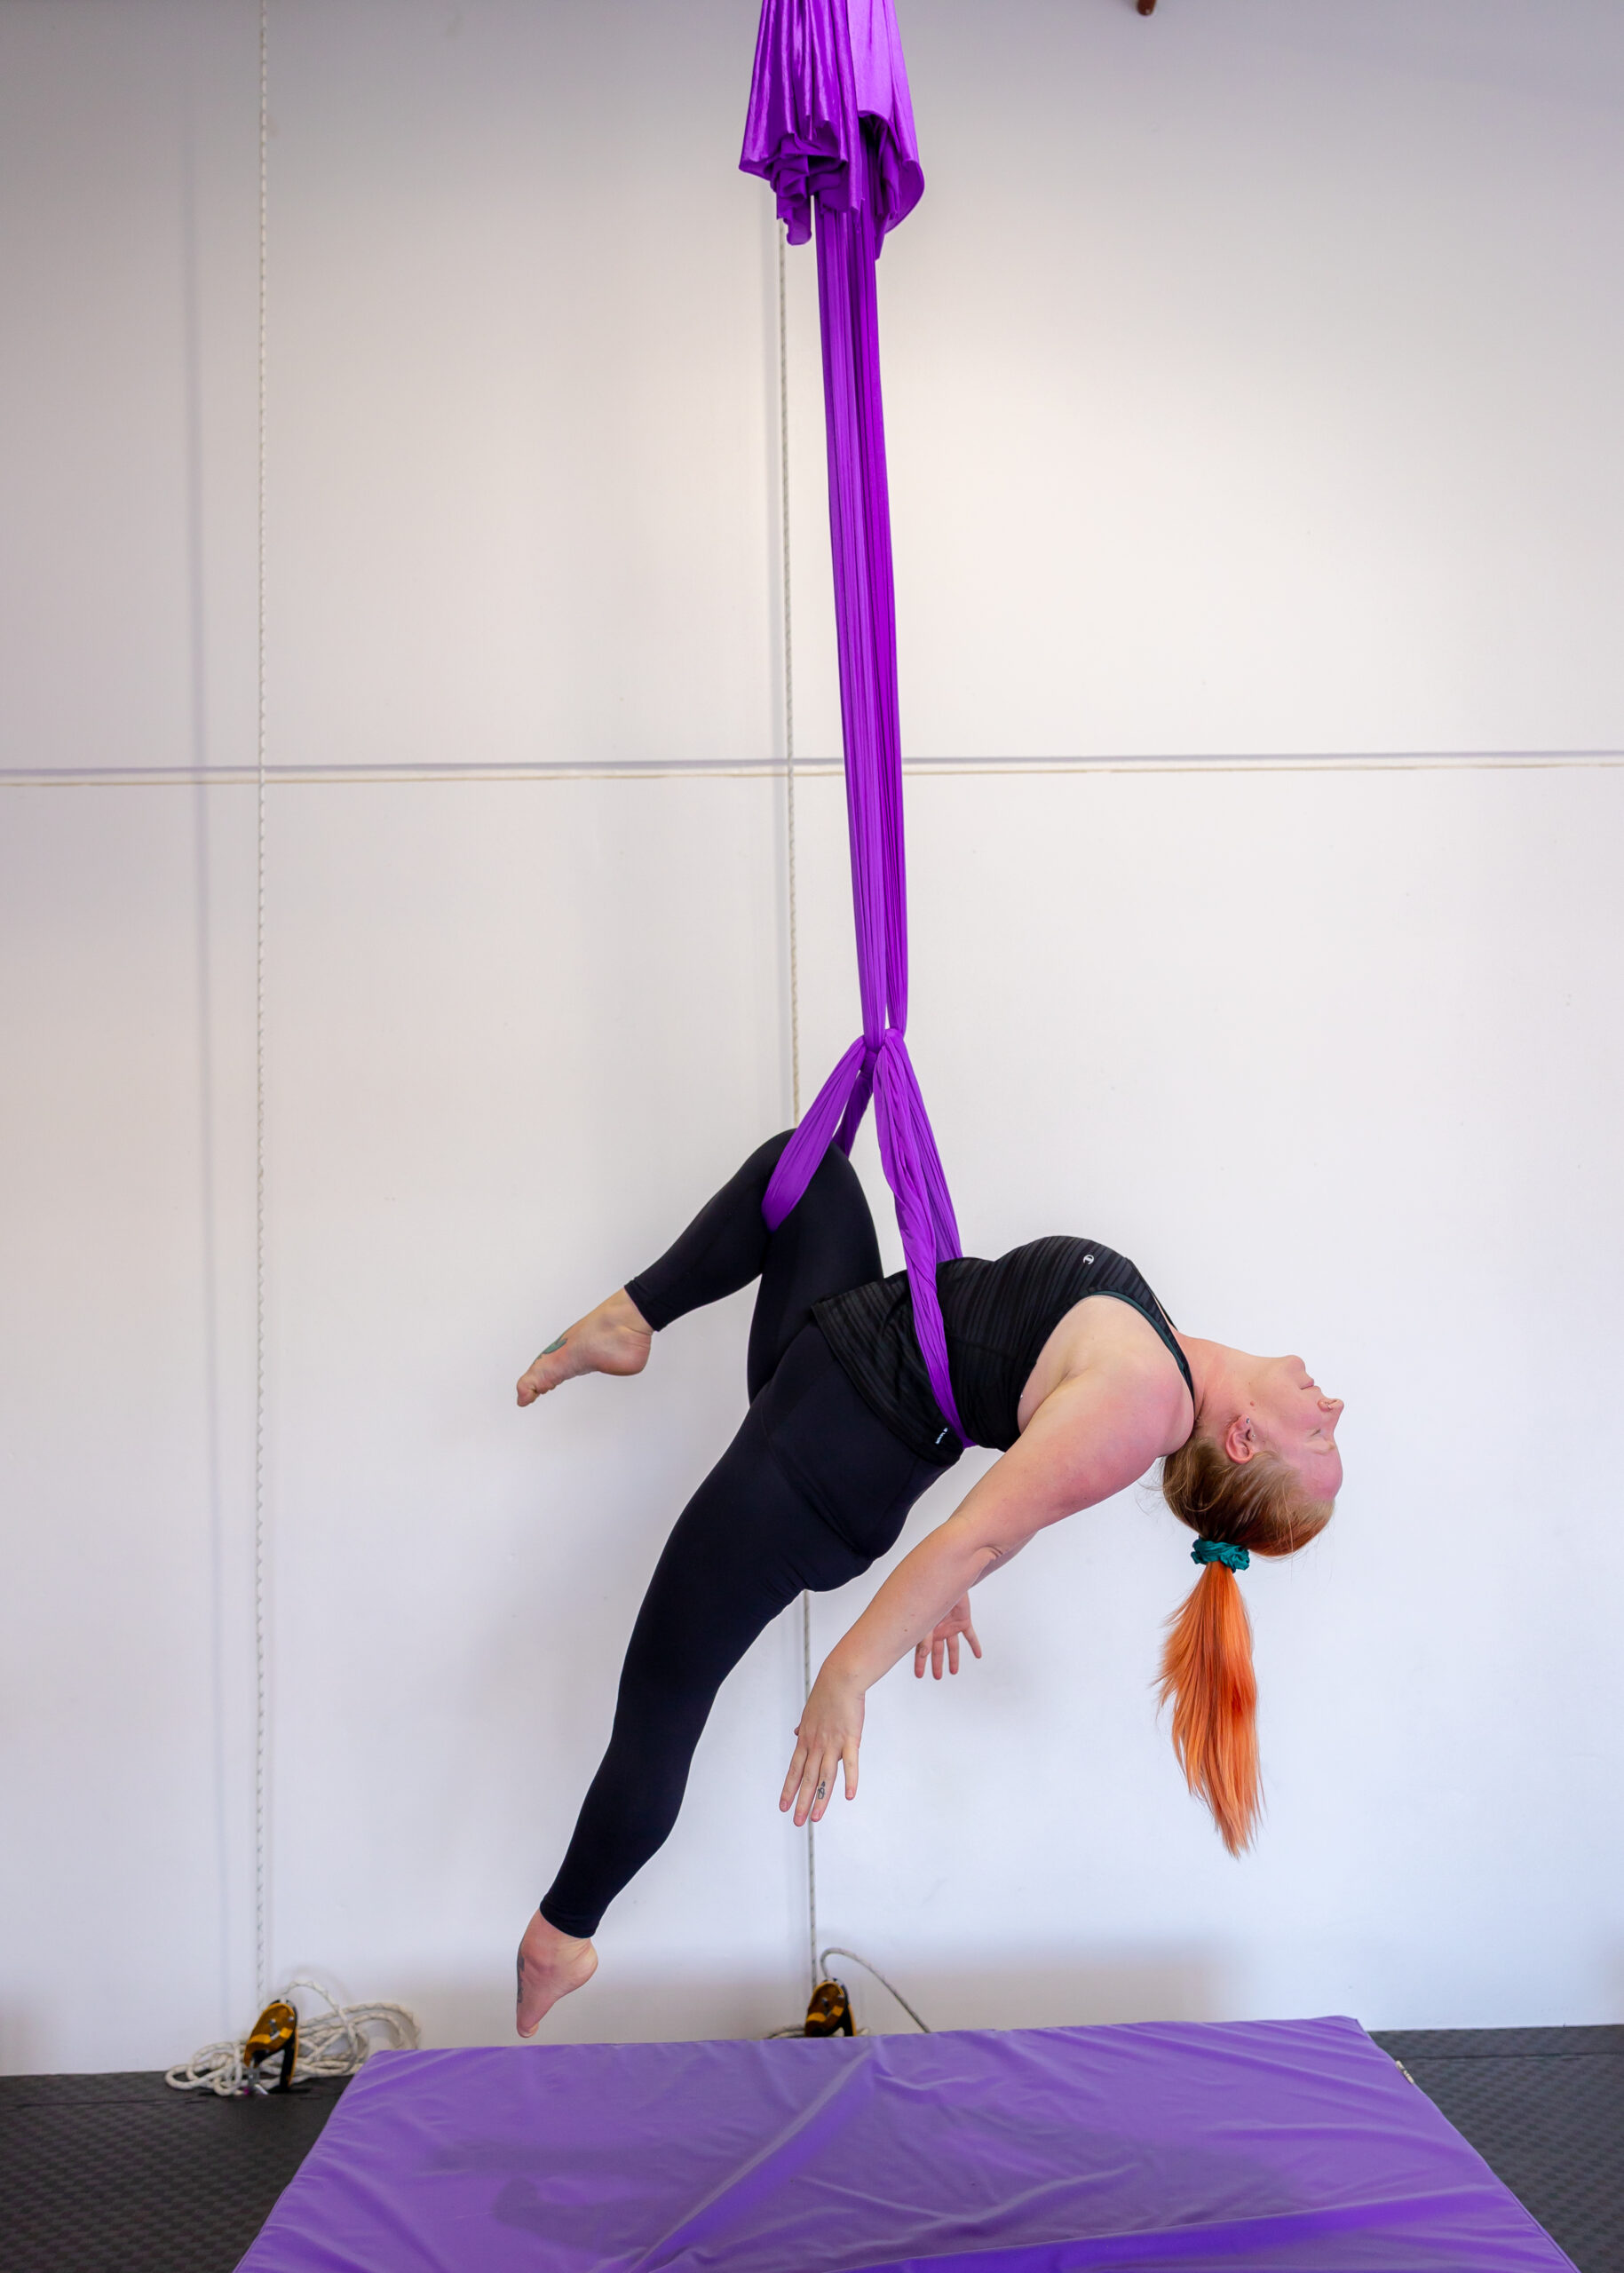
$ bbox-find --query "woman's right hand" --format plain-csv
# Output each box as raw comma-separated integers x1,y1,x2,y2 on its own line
780,1668,866,1826
914,1596,982,1681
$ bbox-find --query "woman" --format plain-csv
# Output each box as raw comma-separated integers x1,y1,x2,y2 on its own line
512,1133,1342,2035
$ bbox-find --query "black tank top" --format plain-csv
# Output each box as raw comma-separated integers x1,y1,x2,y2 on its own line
812,1235,1193,1467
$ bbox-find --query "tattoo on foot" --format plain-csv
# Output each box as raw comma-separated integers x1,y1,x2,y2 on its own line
542,1334,567,1354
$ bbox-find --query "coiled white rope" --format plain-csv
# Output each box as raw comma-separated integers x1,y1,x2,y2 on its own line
165,1979,420,2097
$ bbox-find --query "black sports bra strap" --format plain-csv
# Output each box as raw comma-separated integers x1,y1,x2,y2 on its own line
1091,1290,1195,1408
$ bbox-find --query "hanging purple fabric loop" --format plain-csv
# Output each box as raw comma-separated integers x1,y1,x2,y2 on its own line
748,0,969,1447
761,1039,869,1222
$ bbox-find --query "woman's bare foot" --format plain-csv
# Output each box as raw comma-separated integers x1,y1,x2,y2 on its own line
517,1289,652,1406
515,1909,598,2036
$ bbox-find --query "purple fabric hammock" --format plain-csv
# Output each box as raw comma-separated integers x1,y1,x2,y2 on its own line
741,0,970,1445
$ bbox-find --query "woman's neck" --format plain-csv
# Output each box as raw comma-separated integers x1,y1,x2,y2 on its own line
1175,1336,1245,1437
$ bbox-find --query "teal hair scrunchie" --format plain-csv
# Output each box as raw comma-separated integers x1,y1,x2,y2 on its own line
1192,1539,1250,1572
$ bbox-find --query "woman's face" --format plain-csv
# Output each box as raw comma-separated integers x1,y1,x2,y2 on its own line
1246,1356,1344,1500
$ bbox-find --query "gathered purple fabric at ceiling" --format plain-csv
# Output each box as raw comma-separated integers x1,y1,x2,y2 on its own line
741,0,969,1445
239,2016,1574,2271
741,0,923,245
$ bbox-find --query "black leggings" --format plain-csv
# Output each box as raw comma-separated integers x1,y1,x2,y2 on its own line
539,1134,942,1939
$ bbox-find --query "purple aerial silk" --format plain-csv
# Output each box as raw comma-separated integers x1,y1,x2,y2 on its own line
741,0,968,1444
741,0,923,246
238,2017,1575,2272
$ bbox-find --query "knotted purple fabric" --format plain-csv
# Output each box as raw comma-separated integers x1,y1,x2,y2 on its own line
741,0,969,1445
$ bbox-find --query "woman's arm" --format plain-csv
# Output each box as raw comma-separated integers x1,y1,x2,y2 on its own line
779,1362,1178,1826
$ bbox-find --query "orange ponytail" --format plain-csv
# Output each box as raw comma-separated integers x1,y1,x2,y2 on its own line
1158,1434,1334,1855
1157,1561,1260,1854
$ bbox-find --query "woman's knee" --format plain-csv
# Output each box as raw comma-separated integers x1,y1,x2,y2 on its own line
741,1129,796,1186
804,1136,863,1208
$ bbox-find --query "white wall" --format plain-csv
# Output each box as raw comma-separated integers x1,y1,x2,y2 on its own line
2,0,1621,2073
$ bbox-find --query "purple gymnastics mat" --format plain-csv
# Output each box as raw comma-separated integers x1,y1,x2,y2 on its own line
240,2016,1573,2273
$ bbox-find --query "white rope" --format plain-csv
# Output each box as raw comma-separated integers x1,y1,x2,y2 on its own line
780,224,800,1125
818,1947,930,2033
778,224,820,1998
801,1588,817,1993
166,1979,421,2097
253,0,269,2013
237,29,411,2067
770,225,932,2045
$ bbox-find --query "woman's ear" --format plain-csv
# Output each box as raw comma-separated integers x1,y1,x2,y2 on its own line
1224,1414,1257,1465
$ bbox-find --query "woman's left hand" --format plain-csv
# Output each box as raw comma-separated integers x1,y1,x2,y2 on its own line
915,1596,983,1681
780,1670,865,1826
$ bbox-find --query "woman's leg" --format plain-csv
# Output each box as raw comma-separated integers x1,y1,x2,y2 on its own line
516,1136,899,2029
519,1132,883,1408
535,1336,937,1948
627,1130,883,1401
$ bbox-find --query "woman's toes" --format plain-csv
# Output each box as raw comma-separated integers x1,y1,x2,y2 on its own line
518,1335,576,1403
517,1299,651,1407
516,1359,552,1405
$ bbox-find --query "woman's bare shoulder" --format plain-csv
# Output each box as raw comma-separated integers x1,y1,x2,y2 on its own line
1018,1292,1192,1439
